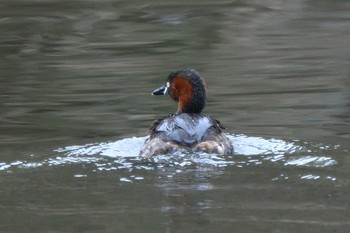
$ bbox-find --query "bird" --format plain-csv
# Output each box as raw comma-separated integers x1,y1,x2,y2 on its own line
139,68,233,158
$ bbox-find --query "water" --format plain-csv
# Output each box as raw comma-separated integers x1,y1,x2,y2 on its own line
1,0,350,232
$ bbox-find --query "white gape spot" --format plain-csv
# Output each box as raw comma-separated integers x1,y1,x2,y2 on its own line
164,82,170,94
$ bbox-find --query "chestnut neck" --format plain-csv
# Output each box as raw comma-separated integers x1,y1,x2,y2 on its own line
167,71,206,114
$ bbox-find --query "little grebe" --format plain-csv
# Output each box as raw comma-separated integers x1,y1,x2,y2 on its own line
140,69,233,158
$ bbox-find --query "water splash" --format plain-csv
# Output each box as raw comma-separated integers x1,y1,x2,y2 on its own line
0,134,339,174
285,155,337,167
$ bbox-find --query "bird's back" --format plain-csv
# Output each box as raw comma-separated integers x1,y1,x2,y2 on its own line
150,113,223,145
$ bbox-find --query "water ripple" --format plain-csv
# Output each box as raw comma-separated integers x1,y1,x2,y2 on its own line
0,134,339,175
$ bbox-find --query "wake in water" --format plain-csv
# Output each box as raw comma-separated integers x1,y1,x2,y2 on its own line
0,134,338,175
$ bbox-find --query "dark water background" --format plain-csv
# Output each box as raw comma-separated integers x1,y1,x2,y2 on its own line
1,0,350,232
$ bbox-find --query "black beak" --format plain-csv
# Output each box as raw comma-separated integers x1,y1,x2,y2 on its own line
152,85,167,95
